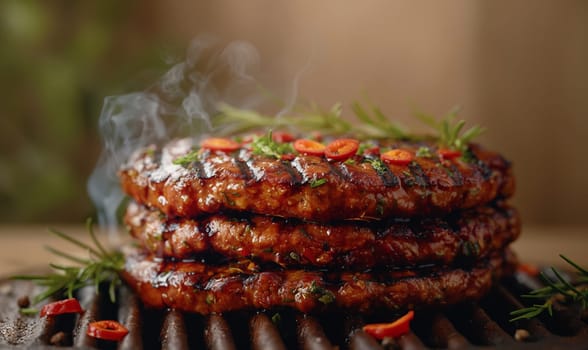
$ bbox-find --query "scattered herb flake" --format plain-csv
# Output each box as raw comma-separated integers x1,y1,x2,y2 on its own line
416,146,432,158
310,178,328,188
308,281,336,305
366,157,388,173
318,293,335,305
251,131,294,159
205,294,216,305
172,149,200,166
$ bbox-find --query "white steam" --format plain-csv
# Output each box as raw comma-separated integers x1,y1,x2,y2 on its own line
87,38,265,234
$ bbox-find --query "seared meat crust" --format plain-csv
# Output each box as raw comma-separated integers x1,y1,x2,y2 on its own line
121,246,509,314
125,201,520,269
119,139,514,223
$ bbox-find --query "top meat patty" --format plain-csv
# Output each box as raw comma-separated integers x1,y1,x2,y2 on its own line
119,138,514,222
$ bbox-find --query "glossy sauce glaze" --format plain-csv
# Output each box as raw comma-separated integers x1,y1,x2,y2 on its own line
124,201,520,270
119,138,515,222
121,246,512,314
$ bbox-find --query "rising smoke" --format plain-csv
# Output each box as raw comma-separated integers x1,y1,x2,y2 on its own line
87,37,268,233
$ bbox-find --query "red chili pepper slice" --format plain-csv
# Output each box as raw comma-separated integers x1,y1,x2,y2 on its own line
272,131,295,143
517,263,540,277
363,146,381,156
380,149,414,165
311,131,323,142
325,139,359,161
40,298,83,317
87,320,129,341
363,310,414,339
437,148,462,160
201,138,240,152
280,153,296,161
293,139,326,156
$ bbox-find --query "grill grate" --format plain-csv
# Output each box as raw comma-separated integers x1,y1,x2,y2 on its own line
1,272,587,349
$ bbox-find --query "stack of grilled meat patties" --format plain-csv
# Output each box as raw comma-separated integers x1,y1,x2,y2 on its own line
119,135,518,314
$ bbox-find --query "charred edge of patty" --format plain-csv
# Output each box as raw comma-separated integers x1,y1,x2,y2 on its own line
121,246,513,315
124,200,520,270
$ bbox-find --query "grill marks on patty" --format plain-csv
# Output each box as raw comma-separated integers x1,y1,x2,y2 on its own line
119,140,514,222
124,201,520,269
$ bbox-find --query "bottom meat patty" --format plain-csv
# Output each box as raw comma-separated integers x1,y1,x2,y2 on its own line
125,201,520,269
121,246,513,315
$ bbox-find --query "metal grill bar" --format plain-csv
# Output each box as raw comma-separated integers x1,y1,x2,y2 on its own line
250,313,287,350
397,332,427,350
494,285,551,338
348,328,384,350
296,315,334,350
160,310,188,350
429,313,470,349
73,286,102,348
345,314,384,350
205,314,237,350
469,305,515,346
117,286,143,350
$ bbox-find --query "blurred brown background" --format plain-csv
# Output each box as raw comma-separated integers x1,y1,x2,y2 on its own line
1,0,587,227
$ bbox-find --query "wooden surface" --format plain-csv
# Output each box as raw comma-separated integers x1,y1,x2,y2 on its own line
0,225,586,277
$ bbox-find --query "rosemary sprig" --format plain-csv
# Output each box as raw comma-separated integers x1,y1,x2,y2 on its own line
216,101,484,151
509,255,588,322
12,219,124,305
415,106,485,153
351,100,407,139
215,101,408,140
215,103,353,137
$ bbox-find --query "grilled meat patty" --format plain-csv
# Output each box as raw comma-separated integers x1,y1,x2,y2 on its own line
121,246,511,314
119,139,514,223
125,201,520,269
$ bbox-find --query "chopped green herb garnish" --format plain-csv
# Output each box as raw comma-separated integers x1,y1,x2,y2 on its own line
251,131,294,159
376,199,385,216
366,158,388,173
310,178,328,188
222,191,236,206
416,146,432,158
461,241,480,257
172,149,200,166
308,281,336,305
318,293,335,305
205,294,216,305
